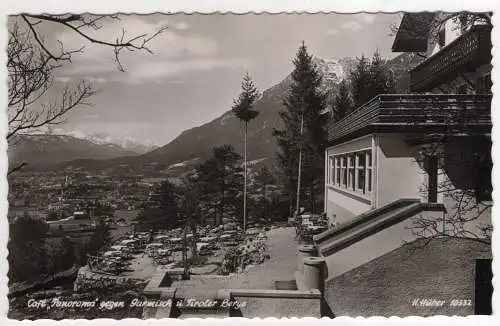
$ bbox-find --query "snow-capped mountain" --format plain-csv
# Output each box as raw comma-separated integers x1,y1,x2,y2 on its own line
84,132,159,155
49,129,159,155
313,57,357,94
7,134,139,167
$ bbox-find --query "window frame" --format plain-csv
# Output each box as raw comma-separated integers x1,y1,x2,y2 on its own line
327,148,373,199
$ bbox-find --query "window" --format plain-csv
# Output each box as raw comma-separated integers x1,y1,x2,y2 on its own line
348,155,355,190
438,25,446,47
335,157,340,185
341,157,347,187
474,141,492,203
329,157,335,184
327,149,373,197
475,75,492,94
357,152,366,193
367,152,372,192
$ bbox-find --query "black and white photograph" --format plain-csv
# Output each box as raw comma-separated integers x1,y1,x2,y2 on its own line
4,9,493,319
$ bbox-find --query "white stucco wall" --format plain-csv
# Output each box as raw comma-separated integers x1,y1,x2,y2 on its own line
325,188,371,225
375,134,426,207
324,210,444,280
429,17,462,57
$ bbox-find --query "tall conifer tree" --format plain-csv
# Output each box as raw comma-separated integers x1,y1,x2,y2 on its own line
274,42,327,214
350,54,372,108
332,80,354,121
232,73,260,231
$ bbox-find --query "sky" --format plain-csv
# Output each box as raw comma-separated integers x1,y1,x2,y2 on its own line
12,13,403,146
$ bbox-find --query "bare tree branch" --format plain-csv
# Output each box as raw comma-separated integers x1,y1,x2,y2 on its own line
7,162,28,176
20,13,168,72
7,13,168,174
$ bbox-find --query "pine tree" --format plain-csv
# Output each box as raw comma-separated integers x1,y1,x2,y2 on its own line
135,180,183,231
350,54,372,108
368,49,396,97
253,166,276,220
196,145,243,225
349,51,396,110
273,42,327,215
332,80,354,121
231,72,260,232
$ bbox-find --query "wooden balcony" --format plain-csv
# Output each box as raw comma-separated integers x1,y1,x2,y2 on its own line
409,25,492,92
327,94,491,145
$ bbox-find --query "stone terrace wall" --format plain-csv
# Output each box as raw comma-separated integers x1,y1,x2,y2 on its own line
73,266,143,292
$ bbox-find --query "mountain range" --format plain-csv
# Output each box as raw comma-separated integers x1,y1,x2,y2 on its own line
8,131,159,168
63,131,159,155
9,53,422,172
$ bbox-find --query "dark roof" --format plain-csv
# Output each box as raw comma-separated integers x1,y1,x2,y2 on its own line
392,13,435,52
325,94,492,146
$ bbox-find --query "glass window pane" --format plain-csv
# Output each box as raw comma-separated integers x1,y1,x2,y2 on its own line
358,168,365,192
349,169,355,190
368,169,372,192
367,152,372,167
357,153,365,168
349,155,355,167
330,158,335,184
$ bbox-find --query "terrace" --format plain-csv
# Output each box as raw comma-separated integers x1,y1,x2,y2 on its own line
409,24,492,92
327,94,491,146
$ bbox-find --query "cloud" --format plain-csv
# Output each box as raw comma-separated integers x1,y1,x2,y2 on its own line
55,76,72,82
173,21,189,30
357,14,376,24
57,57,247,85
341,21,362,31
84,113,100,120
120,58,248,84
55,75,107,83
53,15,218,79
326,29,339,35
85,77,107,83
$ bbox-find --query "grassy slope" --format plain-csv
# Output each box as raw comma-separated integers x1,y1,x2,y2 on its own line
325,237,491,317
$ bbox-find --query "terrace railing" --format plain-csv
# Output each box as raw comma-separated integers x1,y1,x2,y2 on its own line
409,24,492,92
327,94,492,144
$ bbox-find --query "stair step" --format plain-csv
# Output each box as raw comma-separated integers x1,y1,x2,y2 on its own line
314,199,419,244
320,203,422,256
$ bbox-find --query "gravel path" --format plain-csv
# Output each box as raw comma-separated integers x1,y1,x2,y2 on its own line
226,226,297,289
172,227,298,297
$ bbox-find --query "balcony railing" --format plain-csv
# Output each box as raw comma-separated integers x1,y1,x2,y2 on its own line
409,25,492,92
327,94,492,144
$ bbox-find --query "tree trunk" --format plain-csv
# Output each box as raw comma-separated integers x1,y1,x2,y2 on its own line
182,225,188,277
190,219,198,264
219,178,225,225
296,110,304,215
263,184,267,220
310,181,314,213
243,122,248,232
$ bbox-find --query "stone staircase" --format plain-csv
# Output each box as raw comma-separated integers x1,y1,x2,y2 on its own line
313,199,445,256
